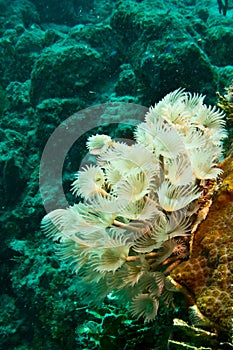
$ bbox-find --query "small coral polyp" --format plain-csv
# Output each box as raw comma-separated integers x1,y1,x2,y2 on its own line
218,79,233,120
41,89,228,325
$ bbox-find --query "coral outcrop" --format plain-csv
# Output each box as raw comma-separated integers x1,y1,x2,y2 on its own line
171,154,233,335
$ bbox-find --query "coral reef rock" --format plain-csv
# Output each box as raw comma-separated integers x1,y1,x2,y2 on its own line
171,154,233,337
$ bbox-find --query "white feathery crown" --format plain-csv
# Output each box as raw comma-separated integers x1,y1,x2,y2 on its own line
41,89,226,322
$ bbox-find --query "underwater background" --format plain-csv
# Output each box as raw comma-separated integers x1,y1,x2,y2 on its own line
0,0,233,349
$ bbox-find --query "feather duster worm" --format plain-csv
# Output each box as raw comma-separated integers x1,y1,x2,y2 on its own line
41,89,226,323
